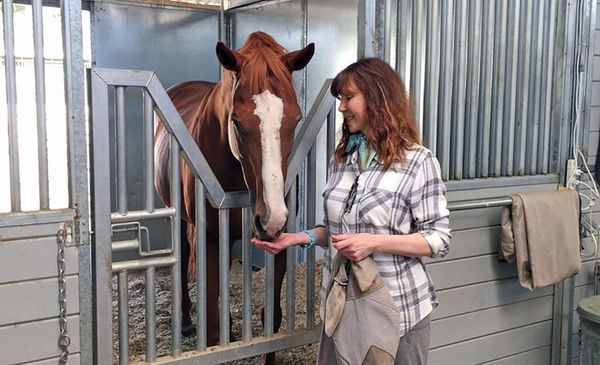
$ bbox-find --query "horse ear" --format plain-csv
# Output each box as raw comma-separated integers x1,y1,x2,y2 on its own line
216,42,242,72
282,42,315,71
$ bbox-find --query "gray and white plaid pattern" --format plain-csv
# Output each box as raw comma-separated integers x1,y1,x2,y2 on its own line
320,144,451,336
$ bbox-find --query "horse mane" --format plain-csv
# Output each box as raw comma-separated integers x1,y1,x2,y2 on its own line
236,31,293,93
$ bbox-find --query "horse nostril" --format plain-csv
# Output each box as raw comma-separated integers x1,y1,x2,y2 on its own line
254,214,262,229
254,215,271,241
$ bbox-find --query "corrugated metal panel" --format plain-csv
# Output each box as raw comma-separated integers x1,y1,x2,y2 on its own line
0,315,80,364
431,296,554,348
482,347,551,365
428,321,552,364
396,0,562,180
0,237,79,283
0,275,79,326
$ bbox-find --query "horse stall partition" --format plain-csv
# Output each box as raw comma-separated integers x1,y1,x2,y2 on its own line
0,0,90,364
89,67,336,364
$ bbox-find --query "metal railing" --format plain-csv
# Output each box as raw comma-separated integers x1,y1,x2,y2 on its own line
90,67,336,364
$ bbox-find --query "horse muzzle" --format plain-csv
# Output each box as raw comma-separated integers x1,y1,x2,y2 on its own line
254,209,287,241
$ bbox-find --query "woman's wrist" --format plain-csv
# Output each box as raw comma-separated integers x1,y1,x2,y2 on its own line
300,229,317,249
299,231,312,245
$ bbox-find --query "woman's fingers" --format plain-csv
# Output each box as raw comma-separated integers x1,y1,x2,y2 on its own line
251,237,283,255
331,234,350,242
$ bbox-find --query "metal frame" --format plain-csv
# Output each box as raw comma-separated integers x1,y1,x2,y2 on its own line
90,67,336,363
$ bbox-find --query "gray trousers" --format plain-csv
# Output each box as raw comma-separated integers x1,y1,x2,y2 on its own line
394,315,431,365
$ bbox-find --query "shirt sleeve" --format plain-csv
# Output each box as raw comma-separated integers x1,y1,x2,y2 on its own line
409,154,451,258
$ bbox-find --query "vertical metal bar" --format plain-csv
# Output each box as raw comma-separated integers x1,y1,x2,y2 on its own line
300,0,308,117
90,69,113,365
450,0,467,180
384,0,398,67
143,91,154,212
411,0,426,132
513,0,532,176
118,271,129,365
423,0,440,152
541,0,558,174
582,0,596,159
306,145,317,329
490,0,508,177
32,0,49,209
526,0,544,175
551,281,564,365
218,209,230,345
561,277,576,364
327,108,336,171
116,87,127,214
286,183,297,333
538,0,550,174
195,180,208,350
438,0,454,180
264,247,275,337
62,0,85,210
464,0,482,179
502,0,519,176
357,0,366,59
241,206,252,342
67,3,92,362
396,0,413,82
145,267,156,362
219,0,225,43
477,0,494,178
3,0,20,211
170,136,182,355
552,0,569,179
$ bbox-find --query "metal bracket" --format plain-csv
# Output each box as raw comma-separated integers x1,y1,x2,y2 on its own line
64,210,89,246
111,221,172,256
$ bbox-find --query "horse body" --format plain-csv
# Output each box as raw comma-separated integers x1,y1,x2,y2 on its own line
154,32,314,353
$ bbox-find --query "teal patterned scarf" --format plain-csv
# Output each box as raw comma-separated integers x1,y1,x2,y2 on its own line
345,132,376,171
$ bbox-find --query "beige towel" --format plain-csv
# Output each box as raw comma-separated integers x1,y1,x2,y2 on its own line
499,190,581,290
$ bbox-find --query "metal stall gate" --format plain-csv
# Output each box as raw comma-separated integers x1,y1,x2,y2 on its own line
0,0,89,364
89,67,336,364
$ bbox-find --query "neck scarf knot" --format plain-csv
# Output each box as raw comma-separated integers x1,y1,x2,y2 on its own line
345,132,376,170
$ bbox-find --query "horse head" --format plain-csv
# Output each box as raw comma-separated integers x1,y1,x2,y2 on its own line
216,32,314,241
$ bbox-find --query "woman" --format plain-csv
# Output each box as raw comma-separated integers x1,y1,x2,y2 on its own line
252,58,450,364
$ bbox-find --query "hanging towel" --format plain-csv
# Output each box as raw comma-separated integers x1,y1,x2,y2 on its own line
317,254,402,365
499,189,581,290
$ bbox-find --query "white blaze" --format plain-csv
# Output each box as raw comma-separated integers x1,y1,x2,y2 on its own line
252,90,288,236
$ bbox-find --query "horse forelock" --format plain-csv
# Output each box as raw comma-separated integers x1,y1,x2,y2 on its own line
237,32,294,95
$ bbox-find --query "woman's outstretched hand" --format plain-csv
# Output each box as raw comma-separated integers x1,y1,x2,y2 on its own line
251,232,307,255
331,233,375,261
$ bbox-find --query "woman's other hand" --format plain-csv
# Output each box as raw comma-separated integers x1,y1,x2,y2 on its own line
331,233,375,261
251,232,308,255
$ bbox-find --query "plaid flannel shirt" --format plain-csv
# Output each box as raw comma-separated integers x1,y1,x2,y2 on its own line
320,144,451,336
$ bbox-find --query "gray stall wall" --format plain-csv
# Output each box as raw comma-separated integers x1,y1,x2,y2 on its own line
92,2,220,86
91,2,220,253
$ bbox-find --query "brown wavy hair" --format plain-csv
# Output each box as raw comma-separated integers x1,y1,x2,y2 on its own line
330,58,420,169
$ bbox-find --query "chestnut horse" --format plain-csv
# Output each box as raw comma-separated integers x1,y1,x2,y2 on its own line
154,32,314,355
